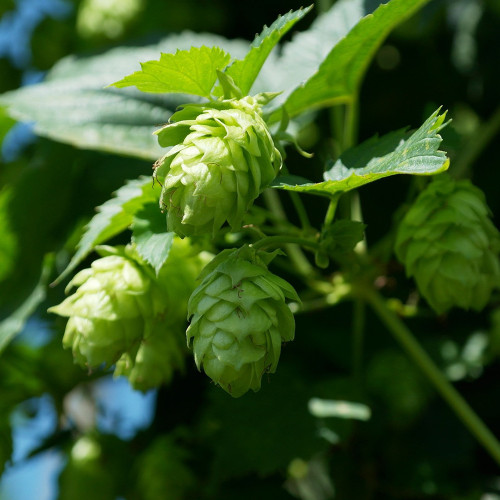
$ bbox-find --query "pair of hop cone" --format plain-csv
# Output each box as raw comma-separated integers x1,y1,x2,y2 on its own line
50,93,500,396
50,95,298,397
49,243,298,397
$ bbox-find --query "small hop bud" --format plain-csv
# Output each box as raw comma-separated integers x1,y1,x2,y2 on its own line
395,175,500,314
187,245,299,397
154,94,282,237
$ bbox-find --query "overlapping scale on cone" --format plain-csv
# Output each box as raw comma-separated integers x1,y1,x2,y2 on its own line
153,94,282,237
187,246,299,397
395,175,500,314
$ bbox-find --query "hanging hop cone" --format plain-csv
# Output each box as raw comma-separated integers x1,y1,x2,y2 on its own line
48,241,204,386
187,245,299,397
114,322,186,392
153,94,282,237
395,175,500,314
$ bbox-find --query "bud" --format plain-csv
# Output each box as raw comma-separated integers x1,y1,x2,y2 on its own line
187,245,299,397
395,176,500,314
153,95,282,237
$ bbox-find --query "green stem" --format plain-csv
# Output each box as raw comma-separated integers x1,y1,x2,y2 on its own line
251,235,321,252
262,189,316,277
323,192,341,227
453,105,500,179
289,192,312,230
363,287,500,467
352,299,366,384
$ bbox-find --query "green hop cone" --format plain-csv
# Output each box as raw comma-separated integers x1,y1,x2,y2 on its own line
153,94,282,237
48,239,206,377
395,175,500,314
187,245,299,397
114,322,185,392
48,246,165,368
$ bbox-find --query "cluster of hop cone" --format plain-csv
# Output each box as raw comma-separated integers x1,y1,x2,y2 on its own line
49,94,500,397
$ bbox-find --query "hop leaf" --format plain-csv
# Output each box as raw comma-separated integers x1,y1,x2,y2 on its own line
154,95,282,237
395,175,500,314
187,245,299,397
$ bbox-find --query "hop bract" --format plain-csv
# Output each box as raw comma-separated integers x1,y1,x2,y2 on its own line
187,246,299,397
153,94,282,237
395,176,500,314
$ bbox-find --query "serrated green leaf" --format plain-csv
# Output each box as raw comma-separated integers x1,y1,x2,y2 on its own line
131,203,174,276
55,177,159,284
0,33,248,160
111,46,232,98
225,6,313,95
265,0,433,118
272,109,449,197
0,254,53,355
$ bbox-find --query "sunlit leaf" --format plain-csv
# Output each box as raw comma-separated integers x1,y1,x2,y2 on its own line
272,109,449,197
225,6,313,95
264,0,433,118
111,46,232,98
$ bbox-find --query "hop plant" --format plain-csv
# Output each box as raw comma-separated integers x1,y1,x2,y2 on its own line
153,94,282,237
187,245,299,397
49,240,206,389
395,175,500,314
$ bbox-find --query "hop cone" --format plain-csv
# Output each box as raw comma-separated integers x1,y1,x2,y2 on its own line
395,176,500,313
187,246,299,397
49,246,165,368
154,94,282,237
49,241,205,385
114,322,185,391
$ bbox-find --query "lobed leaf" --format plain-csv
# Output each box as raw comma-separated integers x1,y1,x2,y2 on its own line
110,46,232,98
272,109,449,197
225,6,313,95
55,177,160,284
264,0,434,118
131,203,174,276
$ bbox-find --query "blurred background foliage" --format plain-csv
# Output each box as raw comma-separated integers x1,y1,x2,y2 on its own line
1,0,500,499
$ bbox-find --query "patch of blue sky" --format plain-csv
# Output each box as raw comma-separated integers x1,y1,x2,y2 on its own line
94,376,157,440
0,394,64,500
0,0,72,68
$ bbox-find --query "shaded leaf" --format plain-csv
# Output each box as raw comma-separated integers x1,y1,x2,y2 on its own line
55,177,159,284
321,220,366,255
0,254,53,355
131,203,174,276
272,109,449,197
111,46,232,98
